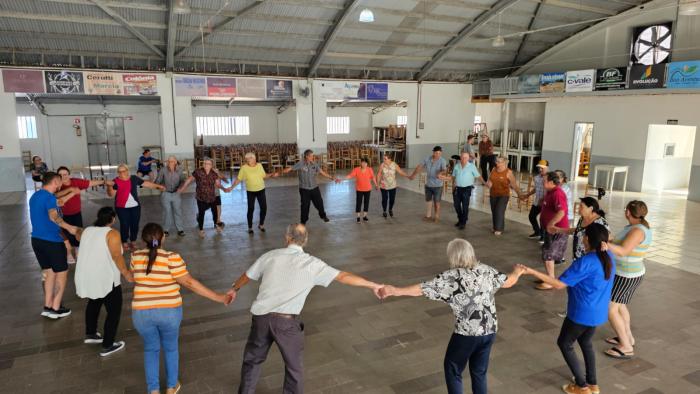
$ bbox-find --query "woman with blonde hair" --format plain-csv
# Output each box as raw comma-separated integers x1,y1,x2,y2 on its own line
379,239,524,394
376,153,410,218
228,152,279,234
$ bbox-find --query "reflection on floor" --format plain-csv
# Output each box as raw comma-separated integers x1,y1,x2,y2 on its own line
0,171,699,393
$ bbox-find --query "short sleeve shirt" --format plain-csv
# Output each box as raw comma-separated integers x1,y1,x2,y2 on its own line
138,156,153,172
155,166,185,193
452,162,481,187
380,162,398,190
350,167,374,192
292,161,321,190
60,178,90,216
540,186,569,230
29,189,62,242
559,251,615,326
573,216,610,260
112,175,144,208
192,168,219,203
421,265,507,336
532,175,545,207
238,163,266,192
131,249,189,310
422,156,448,188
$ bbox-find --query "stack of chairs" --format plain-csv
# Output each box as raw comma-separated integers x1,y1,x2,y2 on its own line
327,141,373,169
194,143,298,175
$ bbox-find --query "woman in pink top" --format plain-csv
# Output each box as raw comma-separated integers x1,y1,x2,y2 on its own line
343,157,379,223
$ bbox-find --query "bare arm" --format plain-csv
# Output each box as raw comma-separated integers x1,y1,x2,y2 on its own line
281,166,295,174
177,175,194,193
507,171,522,197
89,179,106,187
107,230,133,282
501,266,525,289
225,273,251,302
318,168,336,181
376,164,384,185
605,227,645,257
106,183,116,197
395,165,409,177
545,210,566,233
142,180,165,191
384,283,423,297
335,271,381,291
48,208,78,234
409,164,424,178
56,188,79,206
175,274,230,304
518,264,567,290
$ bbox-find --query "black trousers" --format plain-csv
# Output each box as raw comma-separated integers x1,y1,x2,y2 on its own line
528,205,543,236
62,212,83,247
196,199,217,230
453,186,473,226
85,285,122,349
489,196,509,232
479,155,496,182
558,318,597,387
355,191,371,213
239,314,304,394
246,190,267,228
115,206,141,242
380,188,397,212
444,333,495,394
299,187,327,224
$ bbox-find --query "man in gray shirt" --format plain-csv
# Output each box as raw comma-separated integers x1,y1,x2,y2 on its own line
409,146,449,223
228,224,382,393
155,156,186,237
282,149,339,224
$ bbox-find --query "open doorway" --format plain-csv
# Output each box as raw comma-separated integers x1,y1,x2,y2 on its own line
571,122,594,182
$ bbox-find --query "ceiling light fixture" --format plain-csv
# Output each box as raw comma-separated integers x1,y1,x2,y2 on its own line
679,0,700,16
359,8,375,23
492,12,505,47
173,0,192,15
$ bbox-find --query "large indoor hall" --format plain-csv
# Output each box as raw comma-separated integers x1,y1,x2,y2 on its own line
1,1,699,393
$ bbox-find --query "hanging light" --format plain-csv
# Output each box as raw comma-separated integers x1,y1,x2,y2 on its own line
359,8,375,23
492,12,505,47
173,0,192,15
679,0,700,16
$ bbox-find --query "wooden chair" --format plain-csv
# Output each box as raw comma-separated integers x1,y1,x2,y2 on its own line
418,173,426,189
350,148,361,168
341,148,352,169
321,153,336,176
270,154,283,174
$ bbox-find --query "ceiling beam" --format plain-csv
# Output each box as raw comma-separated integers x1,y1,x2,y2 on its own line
89,0,165,57
174,0,266,57
166,0,177,70
307,0,362,77
416,0,521,81
534,0,617,15
511,1,543,67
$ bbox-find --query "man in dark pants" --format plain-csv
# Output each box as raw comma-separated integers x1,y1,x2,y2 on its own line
282,149,339,224
451,152,484,229
522,160,549,243
228,224,382,393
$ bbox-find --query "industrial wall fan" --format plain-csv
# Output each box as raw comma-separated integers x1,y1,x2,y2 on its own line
630,22,673,65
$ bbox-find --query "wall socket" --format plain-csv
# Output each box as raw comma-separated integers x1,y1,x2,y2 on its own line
418,122,425,129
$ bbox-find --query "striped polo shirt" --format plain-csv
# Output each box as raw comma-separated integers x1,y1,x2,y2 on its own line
612,224,652,278
131,249,189,310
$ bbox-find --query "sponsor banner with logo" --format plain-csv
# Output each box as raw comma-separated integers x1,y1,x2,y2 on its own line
666,61,700,89
207,77,237,97
122,74,157,95
629,64,665,89
539,72,565,93
237,78,266,99
2,69,45,93
266,79,293,99
319,80,364,100
84,71,123,95
595,67,627,90
174,76,207,96
45,70,84,94
365,82,388,100
517,74,540,94
565,69,595,92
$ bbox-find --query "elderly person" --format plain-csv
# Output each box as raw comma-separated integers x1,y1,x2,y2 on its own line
107,164,164,251
228,224,382,393
604,200,652,360
155,156,186,237
30,155,49,182
518,223,614,394
379,239,523,394
554,197,609,261
536,171,570,290
281,149,339,224
485,156,523,235
376,153,409,218
229,152,280,234
451,152,484,230
179,158,227,238
522,160,549,242
343,157,379,222
409,146,449,223
478,134,496,182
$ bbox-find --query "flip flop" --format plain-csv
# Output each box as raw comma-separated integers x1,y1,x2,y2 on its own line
605,337,635,347
604,347,634,359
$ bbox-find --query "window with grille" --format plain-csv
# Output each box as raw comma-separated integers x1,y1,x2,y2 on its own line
396,115,407,126
17,116,37,139
326,116,350,134
195,116,250,136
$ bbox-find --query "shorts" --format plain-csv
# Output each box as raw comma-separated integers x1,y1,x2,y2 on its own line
611,275,643,304
61,213,83,247
215,196,222,205
139,169,152,176
542,232,567,261
424,186,443,203
31,237,68,273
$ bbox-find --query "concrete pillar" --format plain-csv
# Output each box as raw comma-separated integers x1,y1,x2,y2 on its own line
158,74,195,160
0,78,26,192
294,79,327,155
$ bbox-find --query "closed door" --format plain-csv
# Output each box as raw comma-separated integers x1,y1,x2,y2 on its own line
86,116,127,167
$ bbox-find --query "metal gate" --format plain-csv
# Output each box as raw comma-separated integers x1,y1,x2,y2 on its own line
85,116,127,168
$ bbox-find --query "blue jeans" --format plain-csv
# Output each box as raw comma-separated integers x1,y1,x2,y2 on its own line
132,307,183,391
444,332,495,394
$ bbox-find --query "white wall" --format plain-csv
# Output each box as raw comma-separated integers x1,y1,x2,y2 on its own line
508,102,545,131
372,106,407,127
326,106,373,142
642,124,696,191
474,102,502,131
192,105,296,145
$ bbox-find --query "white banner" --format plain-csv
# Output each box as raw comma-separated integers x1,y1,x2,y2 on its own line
565,69,595,92
318,81,364,100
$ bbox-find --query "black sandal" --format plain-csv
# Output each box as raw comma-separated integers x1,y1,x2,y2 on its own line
258,225,266,232
604,346,633,359
247,228,254,234
605,337,621,346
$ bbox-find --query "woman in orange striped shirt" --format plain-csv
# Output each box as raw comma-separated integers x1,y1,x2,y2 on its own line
131,223,232,394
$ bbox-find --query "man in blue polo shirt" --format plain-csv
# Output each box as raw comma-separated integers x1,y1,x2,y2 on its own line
452,152,485,229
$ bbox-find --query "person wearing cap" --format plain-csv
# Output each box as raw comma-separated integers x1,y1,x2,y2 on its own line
478,134,496,182
536,171,569,290
522,160,549,242
409,146,450,223
451,152,484,230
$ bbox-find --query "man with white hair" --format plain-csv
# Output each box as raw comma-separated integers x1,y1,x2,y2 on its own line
228,223,382,393
452,152,485,230
155,156,186,237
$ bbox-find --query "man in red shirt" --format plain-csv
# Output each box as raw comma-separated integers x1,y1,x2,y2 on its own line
536,171,569,290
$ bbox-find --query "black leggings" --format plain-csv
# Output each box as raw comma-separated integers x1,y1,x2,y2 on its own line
380,188,397,213
196,199,217,230
558,318,597,387
246,190,267,228
85,285,122,349
355,191,371,213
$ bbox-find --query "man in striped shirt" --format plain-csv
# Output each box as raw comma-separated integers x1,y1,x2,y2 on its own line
228,223,382,393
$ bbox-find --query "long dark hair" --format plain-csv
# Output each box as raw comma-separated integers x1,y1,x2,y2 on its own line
579,196,606,218
141,223,164,275
94,207,116,227
585,223,612,280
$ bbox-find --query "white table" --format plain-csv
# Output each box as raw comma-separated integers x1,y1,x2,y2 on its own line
593,165,629,193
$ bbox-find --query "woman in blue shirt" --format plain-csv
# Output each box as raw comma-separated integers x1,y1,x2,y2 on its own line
519,223,614,394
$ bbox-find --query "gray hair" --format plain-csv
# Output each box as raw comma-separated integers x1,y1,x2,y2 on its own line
244,152,256,160
202,157,214,166
495,156,508,164
446,238,479,269
285,223,308,246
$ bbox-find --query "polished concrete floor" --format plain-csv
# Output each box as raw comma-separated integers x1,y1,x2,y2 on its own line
0,175,699,393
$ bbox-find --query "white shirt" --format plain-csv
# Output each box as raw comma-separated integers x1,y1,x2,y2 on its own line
75,226,121,299
246,244,340,315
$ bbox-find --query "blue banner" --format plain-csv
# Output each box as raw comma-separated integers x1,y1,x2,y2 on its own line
174,76,207,96
365,82,388,100
667,61,700,89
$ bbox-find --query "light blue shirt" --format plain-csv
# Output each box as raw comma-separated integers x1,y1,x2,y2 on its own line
452,162,481,187
422,156,448,188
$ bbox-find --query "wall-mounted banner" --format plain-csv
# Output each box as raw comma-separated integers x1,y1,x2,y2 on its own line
364,82,388,100
595,67,627,90
122,74,157,95
266,80,293,99
539,72,565,93
629,64,665,89
174,76,207,96
207,77,237,97
565,69,595,92
85,72,123,95
517,74,540,94
666,61,700,89
237,78,266,99
45,70,84,94
319,81,365,100
2,69,45,93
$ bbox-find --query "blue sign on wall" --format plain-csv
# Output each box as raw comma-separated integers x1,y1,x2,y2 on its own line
666,61,700,89
365,82,388,100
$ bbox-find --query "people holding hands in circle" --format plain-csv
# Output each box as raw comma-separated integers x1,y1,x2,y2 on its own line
340,157,379,222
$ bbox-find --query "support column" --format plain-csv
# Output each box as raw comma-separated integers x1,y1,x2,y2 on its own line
0,78,26,192
295,79,327,155
158,74,195,160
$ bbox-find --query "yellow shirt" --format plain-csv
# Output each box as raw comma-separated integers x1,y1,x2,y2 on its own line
238,163,266,192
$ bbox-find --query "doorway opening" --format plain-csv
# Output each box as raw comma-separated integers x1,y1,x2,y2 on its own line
571,122,594,183
85,116,127,180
